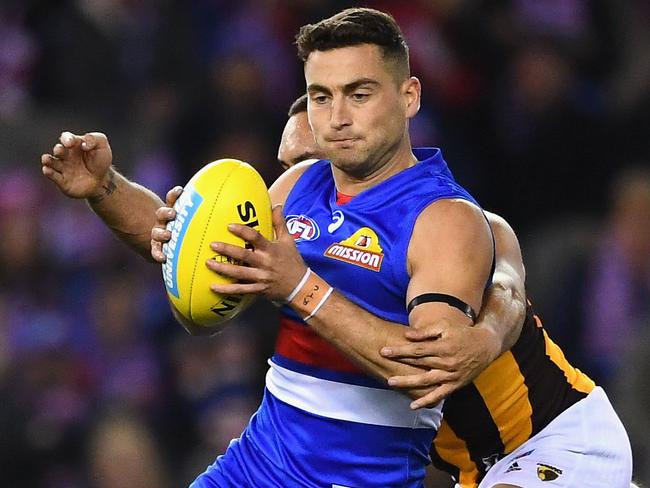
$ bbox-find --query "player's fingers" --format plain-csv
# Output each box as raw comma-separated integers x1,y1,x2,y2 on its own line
272,205,288,239
380,342,437,359
41,165,64,184
209,241,262,267
81,132,109,151
410,385,454,410
165,186,183,206
52,143,69,159
206,259,260,282
151,226,171,243
60,131,82,148
383,356,447,369
387,370,444,389
210,281,266,295
227,223,266,248
155,206,176,224
403,327,444,341
42,153,64,172
151,239,166,263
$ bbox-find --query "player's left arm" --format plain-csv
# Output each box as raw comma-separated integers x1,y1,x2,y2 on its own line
380,210,527,408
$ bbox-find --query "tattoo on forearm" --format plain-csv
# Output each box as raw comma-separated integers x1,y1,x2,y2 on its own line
89,168,117,203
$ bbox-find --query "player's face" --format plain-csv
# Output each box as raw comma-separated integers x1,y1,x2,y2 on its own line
277,111,321,170
304,44,419,179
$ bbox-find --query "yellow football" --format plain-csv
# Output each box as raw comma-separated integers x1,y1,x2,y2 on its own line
161,159,273,335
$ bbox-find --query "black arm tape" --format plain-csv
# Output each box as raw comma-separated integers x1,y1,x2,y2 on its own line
407,293,477,323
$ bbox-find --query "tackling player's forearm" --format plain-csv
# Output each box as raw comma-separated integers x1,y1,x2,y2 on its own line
88,167,164,260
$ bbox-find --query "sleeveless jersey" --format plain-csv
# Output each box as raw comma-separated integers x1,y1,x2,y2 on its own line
431,303,596,487
256,147,480,487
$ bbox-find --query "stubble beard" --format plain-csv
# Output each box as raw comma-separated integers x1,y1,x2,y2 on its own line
328,149,379,180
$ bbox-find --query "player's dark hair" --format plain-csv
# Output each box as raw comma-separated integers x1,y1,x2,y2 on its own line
295,8,409,80
288,94,308,117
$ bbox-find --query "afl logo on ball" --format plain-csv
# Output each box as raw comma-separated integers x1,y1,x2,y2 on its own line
286,215,320,242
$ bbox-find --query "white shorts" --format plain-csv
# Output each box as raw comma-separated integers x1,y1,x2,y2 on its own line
474,387,632,488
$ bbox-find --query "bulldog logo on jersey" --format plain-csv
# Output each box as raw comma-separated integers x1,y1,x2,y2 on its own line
324,227,384,271
537,463,562,481
286,215,320,242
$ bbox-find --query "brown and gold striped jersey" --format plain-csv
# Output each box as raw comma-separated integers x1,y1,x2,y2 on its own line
431,304,595,487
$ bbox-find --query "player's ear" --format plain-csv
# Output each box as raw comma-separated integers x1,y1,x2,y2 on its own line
402,76,421,119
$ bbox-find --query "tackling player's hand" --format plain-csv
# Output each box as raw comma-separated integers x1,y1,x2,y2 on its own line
205,204,309,301
41,132,114,199
150,186,183,263
380,320,500,409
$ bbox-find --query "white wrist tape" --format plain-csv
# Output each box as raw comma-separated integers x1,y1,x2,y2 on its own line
286,267,312,303
304,286,334,322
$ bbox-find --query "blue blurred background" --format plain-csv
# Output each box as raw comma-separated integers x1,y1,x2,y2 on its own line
0,0,648,486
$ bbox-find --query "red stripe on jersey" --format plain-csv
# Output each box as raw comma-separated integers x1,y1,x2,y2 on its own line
336,191,354,205
275,317,363,374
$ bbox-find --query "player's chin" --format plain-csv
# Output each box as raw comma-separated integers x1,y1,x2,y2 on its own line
329,155,365,172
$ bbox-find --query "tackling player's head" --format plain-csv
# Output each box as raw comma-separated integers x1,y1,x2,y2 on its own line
278,94,321,170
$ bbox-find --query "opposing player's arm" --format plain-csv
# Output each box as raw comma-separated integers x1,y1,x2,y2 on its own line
41,131,166,260
379,210,526,407
88,170,168,260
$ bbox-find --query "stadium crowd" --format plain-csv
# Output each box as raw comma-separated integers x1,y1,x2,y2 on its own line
0,0,648,486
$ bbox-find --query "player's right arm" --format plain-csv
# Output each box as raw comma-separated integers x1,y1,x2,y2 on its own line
379,211,527,408
41,131,169,260
203,172,494,404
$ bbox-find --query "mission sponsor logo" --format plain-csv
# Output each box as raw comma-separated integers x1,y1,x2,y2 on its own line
324,227,384,272
287,214,320,242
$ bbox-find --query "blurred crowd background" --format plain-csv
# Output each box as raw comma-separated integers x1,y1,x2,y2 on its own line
0,0,648,487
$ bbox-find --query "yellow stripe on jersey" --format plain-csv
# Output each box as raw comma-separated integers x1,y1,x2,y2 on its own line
473,351,534,453
434,421,479,487
431,305,595,487
543,329,595,394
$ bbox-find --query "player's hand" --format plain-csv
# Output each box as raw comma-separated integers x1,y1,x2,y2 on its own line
41,131,114,199
205,205,308,301
150,186,183,263
380,320,499,409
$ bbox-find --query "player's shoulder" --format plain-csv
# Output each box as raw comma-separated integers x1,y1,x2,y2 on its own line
484,210,513,233
269,158,322,206
417,198,485,228
411,198,491,249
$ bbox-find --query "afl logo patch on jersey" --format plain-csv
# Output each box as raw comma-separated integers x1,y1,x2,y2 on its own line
324,227,384,272
286,215,320,242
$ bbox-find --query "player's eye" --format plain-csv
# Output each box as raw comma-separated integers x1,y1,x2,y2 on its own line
351,93,370,102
